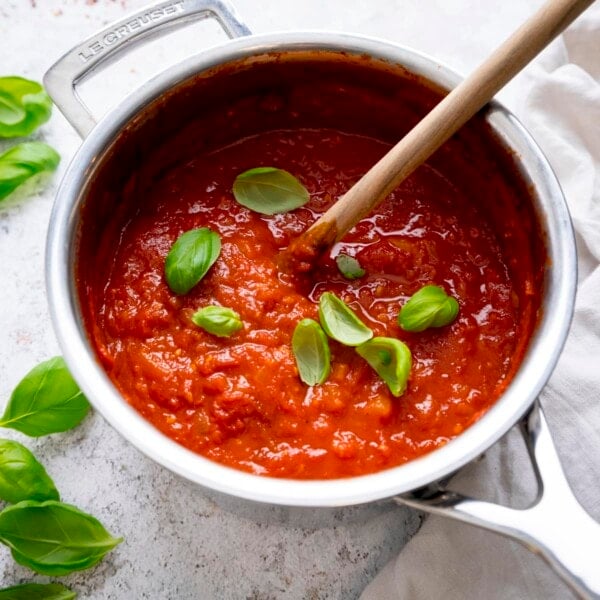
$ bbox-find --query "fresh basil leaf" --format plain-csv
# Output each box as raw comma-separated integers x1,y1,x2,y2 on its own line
335,253,365,280
318,292,373,346
165,227,221,295
9,548,99,577
232,167,310,215
192,306,243,337
0,439,59,504
292,319,331,386
0,142,60,201
0,582,76,600
398,285,459,332
0,500,122,576
356,337,412,397
0,356,90,437
0,77,53,138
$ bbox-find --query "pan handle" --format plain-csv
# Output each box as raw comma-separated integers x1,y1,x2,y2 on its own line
43,0,251,138
397,400,600,600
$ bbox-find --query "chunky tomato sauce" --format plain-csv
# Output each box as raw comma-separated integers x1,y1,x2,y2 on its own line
79,55,544,479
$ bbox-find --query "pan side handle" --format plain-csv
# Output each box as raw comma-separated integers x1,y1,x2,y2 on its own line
397,400,600,600
43,0,251,138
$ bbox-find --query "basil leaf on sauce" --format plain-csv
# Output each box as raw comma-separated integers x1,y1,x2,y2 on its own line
398,285,459,332
192,306,243,337
0,357,90,437
318,292,373,347
0,500,122,576
0,142,60,201
165,227,221,295
335,253,365,280
232,167,310,215
292,319,331,386
0,583,76,600
0,77,53,138
0,439,59,504
356,337,412,397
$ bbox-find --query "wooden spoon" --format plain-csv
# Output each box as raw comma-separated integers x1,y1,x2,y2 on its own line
287,0,594,269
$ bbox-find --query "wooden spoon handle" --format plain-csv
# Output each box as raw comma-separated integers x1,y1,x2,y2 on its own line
291,0,594,261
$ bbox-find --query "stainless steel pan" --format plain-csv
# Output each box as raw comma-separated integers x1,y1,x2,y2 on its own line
43,1,600,596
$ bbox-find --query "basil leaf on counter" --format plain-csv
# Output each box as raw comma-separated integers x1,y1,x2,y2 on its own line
398,285,459,332
292,319,331,386
192,306,243,337
0,583,76,600
165,227,221,295
335,253,365,280
0,77,52,138
318,292,373,347
356,337,412,397
0,357,90,437
232,167,310,215
0,142,60,201
0,439,59,504
0,500,122,576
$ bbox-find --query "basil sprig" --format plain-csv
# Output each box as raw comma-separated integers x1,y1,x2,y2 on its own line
232,167,310,215
0,583,75,600
335,253,365,280
318,292,373,346
292,319,331,386
0,500,122,575
356,337,412,397
192,306,243,337
0,142,60,201
165,227,221,295
0,439,59,504
0,358,121,587
0,357,90,437
0,77,52,138
398,285,459,332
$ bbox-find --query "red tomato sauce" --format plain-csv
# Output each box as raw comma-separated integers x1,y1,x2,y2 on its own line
79,55,544,479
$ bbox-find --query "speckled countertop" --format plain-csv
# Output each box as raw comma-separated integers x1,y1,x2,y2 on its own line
0,0,544,598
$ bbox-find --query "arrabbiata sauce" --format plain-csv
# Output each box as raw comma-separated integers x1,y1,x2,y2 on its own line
78,55,544,479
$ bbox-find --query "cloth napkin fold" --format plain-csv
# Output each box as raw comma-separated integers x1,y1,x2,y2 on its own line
361,5,600,599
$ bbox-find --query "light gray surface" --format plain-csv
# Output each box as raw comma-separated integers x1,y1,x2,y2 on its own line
0,0,544,598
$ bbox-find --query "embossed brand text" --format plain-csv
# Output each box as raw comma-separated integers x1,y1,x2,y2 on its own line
78,1,185,63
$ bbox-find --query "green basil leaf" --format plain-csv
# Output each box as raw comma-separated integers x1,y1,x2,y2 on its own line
0,583,76,600
0,142,60,201
335,253,365,280
356,337,412,397
292,319,331,386
9,548,99,577
192,306,243,337
398,285,459,332
165,227,221,295
0,500,122,576
0,439,59,504
232,167,310,215
318,292,373,346
0,77,53,138
0,356,90,437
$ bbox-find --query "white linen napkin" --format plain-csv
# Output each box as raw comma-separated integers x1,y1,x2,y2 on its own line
361,5,600,599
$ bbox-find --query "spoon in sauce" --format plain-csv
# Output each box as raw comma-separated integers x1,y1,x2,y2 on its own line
286,0,595,270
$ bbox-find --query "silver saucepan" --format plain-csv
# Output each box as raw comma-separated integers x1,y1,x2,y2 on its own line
43,1,600,596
